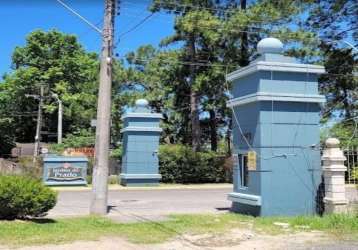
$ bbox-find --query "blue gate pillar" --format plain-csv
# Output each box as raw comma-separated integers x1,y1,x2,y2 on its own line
226,38,326,216
120,99,163,186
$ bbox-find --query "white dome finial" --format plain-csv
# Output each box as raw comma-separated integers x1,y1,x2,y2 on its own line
136,99,149,107
257,37,283,54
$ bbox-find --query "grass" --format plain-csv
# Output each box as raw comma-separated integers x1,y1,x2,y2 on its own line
0,213,357,247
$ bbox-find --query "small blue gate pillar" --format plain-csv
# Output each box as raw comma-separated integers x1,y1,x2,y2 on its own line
227,38,326,216
120,99,163,186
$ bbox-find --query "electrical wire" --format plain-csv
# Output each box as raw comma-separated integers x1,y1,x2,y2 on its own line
118,54,358,79
55,0,102,34
118,1,358,54
122,0,303,24
114,13,155,48
119,9,317,41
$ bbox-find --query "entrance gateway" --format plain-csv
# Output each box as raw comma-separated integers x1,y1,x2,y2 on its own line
227,38,326,216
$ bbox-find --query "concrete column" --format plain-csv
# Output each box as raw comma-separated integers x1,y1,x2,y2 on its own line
322,138,348,214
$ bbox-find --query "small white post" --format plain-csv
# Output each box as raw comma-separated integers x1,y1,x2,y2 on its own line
322,138,348,214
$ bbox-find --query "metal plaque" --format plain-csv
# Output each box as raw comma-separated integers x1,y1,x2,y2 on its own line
247,151,257,170
47,163,84,181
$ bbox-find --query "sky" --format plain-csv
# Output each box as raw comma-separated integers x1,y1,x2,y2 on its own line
0,0,175,76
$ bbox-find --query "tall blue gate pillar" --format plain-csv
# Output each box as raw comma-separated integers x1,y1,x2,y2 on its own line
120,99,163,186
227,38,326,216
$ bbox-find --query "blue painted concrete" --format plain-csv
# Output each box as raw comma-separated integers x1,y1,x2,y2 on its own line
227,38,325,216
120,99,162,186
43,155,88,186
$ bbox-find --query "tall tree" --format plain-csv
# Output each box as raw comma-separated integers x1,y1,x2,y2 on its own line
306,0,357,43
320,46,357,121
306,0,357,136
150,1,224,151
0,30,99,143
145,0,319,152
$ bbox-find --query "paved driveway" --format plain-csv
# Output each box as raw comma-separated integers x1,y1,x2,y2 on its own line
48,187,233,222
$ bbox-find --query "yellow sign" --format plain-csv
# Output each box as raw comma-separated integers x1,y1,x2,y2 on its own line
247,151,257,170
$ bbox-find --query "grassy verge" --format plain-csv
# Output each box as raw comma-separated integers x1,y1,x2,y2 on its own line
0,213,357,247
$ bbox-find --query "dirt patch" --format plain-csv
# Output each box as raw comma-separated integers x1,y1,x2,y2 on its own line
152,229,330,250
4,228,345,250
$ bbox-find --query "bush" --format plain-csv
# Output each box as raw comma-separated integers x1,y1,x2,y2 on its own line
86,175,92,184
159,144,231,184
49,129,95,154
17,156,43,179
0,175,57,219
352,167,358,182
108,175,118,185
110,147,122,159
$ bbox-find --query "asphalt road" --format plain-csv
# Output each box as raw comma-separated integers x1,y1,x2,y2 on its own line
48,187,233,222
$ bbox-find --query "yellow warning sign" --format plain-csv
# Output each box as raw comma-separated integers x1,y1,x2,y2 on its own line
247,151,257,170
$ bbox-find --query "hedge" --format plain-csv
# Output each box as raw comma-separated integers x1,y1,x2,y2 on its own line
0,175,57,219
158,144,232,184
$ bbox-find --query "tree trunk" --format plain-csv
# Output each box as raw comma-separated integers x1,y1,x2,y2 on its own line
190,90,201,151
342,89,352,119
209,109,218,151
239,0,249,67
188,34,201,152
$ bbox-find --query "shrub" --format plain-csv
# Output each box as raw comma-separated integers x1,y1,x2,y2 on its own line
110,147,122,159
49,129,95,154
86,175,92,184
16,156,42,179
108,175,118,185
0,175,57,219
159,144,231,184
352,167,358,182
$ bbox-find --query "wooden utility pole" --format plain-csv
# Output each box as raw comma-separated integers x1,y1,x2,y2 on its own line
90,0,116,215
33,85,44,162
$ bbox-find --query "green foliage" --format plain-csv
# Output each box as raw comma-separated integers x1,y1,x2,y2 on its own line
125,0,321,152
49,129,95,154
61,129,95,148
108,175,118,185
86,175,92,185
319,47,357,121
328,122,358,148
158,144,230,183
306,0,357,42
352,167,358,183
110,147,122,159
0,30,99,144
0,175,57,219
0,134,15,157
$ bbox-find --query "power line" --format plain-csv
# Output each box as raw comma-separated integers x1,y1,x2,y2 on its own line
120,5,304,35
117,54,358,79
119,1,358,51
77,18,104,40
114,12,155,47
55,0,102,34
122,0,302,24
